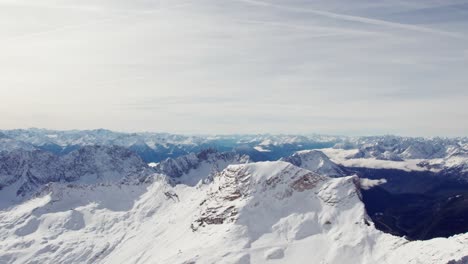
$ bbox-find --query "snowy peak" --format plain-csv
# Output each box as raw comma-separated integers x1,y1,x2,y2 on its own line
191,161,384,263
154,149,250,185
338,136,467,161
0,149,59,195
0,158,467,263
281,150,347,177
193,161,352,232
213,161,329,199
0,146,150,197
60,145,151,183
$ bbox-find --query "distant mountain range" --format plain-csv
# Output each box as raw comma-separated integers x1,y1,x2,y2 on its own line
0,129,467,263
1,128,466,162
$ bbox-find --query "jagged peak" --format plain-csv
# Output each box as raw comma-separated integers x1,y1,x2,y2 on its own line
213,161,330,195
0,145,151,197
192,161,367,245
154,149,250,180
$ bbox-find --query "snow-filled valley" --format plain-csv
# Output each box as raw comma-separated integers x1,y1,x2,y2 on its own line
0,130,467,264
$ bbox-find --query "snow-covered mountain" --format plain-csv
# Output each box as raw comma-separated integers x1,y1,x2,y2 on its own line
337,136,467,161
154,149,250,186
0,161,466,264
0,146,151,198
1,129,337,148
1,129,467,263
0,137,36,152
2,129,467,173
280,150,348,177
0,129,339,162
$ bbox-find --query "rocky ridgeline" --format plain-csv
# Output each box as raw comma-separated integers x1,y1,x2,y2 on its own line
0,146,151,196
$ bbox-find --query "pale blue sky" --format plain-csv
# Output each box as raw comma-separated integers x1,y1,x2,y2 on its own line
0,0,467,136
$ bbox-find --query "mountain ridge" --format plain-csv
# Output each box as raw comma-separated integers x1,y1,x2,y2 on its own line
0,161,466,263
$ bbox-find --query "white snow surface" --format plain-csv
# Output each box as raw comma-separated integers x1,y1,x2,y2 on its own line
334,136,467,160
281,150,347,177
0,161,466,264
320,148,468,176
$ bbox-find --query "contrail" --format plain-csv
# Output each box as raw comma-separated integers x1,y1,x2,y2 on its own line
233,19,387,38
237,0,467,39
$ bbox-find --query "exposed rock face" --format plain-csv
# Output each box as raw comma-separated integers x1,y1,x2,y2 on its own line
0,146,151,196
291,172,329,192
0,131,467,264
154,149,250,185
447,256,468,264
192,162,333,231
0,159,467,263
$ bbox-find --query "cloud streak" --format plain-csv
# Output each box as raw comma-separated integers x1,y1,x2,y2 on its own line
237,0,467,39
0,0,467,136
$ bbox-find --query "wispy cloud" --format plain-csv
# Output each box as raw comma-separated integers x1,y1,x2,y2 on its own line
237,0,467,39
1,2,192,43
0,0,467,136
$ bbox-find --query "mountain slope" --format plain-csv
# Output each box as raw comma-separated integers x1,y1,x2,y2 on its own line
281,150,348,177
0,161,466,264
154,149,250,186
339,136,467,161
0,137,36,152
0,146,150,199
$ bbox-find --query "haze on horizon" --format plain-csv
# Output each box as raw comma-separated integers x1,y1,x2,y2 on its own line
1,0,467,136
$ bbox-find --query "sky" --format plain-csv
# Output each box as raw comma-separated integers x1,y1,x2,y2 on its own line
0,0,467,136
